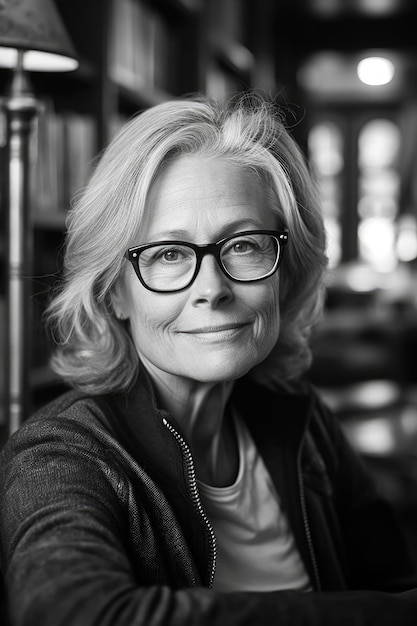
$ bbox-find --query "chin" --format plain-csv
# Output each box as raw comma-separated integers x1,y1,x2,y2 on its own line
183,355,262,384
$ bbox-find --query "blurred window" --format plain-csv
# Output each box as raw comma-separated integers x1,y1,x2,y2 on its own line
308,122,343,267
308,117,406,271
357,119,400,271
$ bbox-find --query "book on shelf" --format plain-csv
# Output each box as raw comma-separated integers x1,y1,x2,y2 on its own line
62,111,98,207
109,0,153,91
34,101,65,214
108,0,172,94
210,0,245,46
34,100,97,219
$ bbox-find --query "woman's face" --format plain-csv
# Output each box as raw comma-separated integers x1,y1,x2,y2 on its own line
115,155,281,384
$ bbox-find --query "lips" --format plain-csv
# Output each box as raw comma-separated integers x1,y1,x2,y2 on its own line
181,322,250,334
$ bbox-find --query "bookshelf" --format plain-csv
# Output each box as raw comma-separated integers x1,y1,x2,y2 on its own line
203,0,276,100
0,0,278,438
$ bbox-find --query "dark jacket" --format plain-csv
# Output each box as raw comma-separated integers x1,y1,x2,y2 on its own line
1,369,417,625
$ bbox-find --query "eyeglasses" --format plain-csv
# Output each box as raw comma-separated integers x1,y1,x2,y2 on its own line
125,229,289,293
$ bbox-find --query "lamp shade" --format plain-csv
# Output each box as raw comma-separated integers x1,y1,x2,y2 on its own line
0,0,79,71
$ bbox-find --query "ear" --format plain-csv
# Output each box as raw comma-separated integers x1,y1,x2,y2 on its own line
110,280,129,321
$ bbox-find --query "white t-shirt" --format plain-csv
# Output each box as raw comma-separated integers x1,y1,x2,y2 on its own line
198,413,312,592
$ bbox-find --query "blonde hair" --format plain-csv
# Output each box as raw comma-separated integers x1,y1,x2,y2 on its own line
47,93,328,393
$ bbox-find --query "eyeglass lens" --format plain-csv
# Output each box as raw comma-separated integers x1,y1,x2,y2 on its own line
138,233,280,291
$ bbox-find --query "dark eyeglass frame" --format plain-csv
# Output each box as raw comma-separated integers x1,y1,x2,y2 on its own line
125,229,289,293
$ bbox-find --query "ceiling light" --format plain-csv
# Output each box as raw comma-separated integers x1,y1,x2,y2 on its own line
357,56,395,86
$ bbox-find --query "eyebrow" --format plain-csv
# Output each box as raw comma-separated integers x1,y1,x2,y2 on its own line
145,219,268,243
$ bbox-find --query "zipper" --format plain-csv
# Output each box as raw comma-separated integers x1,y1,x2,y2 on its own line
162,416,217,588
297,449,322,591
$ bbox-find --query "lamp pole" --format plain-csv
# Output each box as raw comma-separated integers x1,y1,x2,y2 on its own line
4,50,38,434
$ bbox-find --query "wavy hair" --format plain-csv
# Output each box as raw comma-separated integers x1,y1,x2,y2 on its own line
46,93,328,393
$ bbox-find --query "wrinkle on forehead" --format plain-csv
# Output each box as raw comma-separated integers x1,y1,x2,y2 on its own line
139,155,278,243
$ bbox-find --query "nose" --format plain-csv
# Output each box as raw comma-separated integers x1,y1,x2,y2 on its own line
190,254,234,308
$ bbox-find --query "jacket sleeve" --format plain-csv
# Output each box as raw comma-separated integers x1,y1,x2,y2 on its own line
308,387,417,592
1,411,417,626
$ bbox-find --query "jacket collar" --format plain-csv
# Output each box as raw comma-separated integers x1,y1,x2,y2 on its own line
102,366,314,490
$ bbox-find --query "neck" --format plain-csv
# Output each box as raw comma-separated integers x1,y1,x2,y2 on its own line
141,359,237,486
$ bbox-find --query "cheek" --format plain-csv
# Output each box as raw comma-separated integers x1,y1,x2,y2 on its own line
128,302,172,366
232,280,280,366
125,285,183,347
260,301,280,351
129,296,166,336
251,278,281,335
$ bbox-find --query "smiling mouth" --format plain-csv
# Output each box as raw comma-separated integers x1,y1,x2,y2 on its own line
182,323,250,335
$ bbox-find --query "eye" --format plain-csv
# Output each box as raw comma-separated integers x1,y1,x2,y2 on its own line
153,245,194,264
162,249,180,262
225,238,259,255
232,240,254,253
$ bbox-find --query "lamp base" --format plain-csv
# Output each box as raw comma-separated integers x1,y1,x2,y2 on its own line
4,60,39,433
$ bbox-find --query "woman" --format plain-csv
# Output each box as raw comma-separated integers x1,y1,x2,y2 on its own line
1,94,416,625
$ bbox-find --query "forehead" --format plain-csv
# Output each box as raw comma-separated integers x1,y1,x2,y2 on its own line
140,155,278,240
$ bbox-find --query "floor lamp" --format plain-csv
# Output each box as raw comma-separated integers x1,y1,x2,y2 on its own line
0,0,79,436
